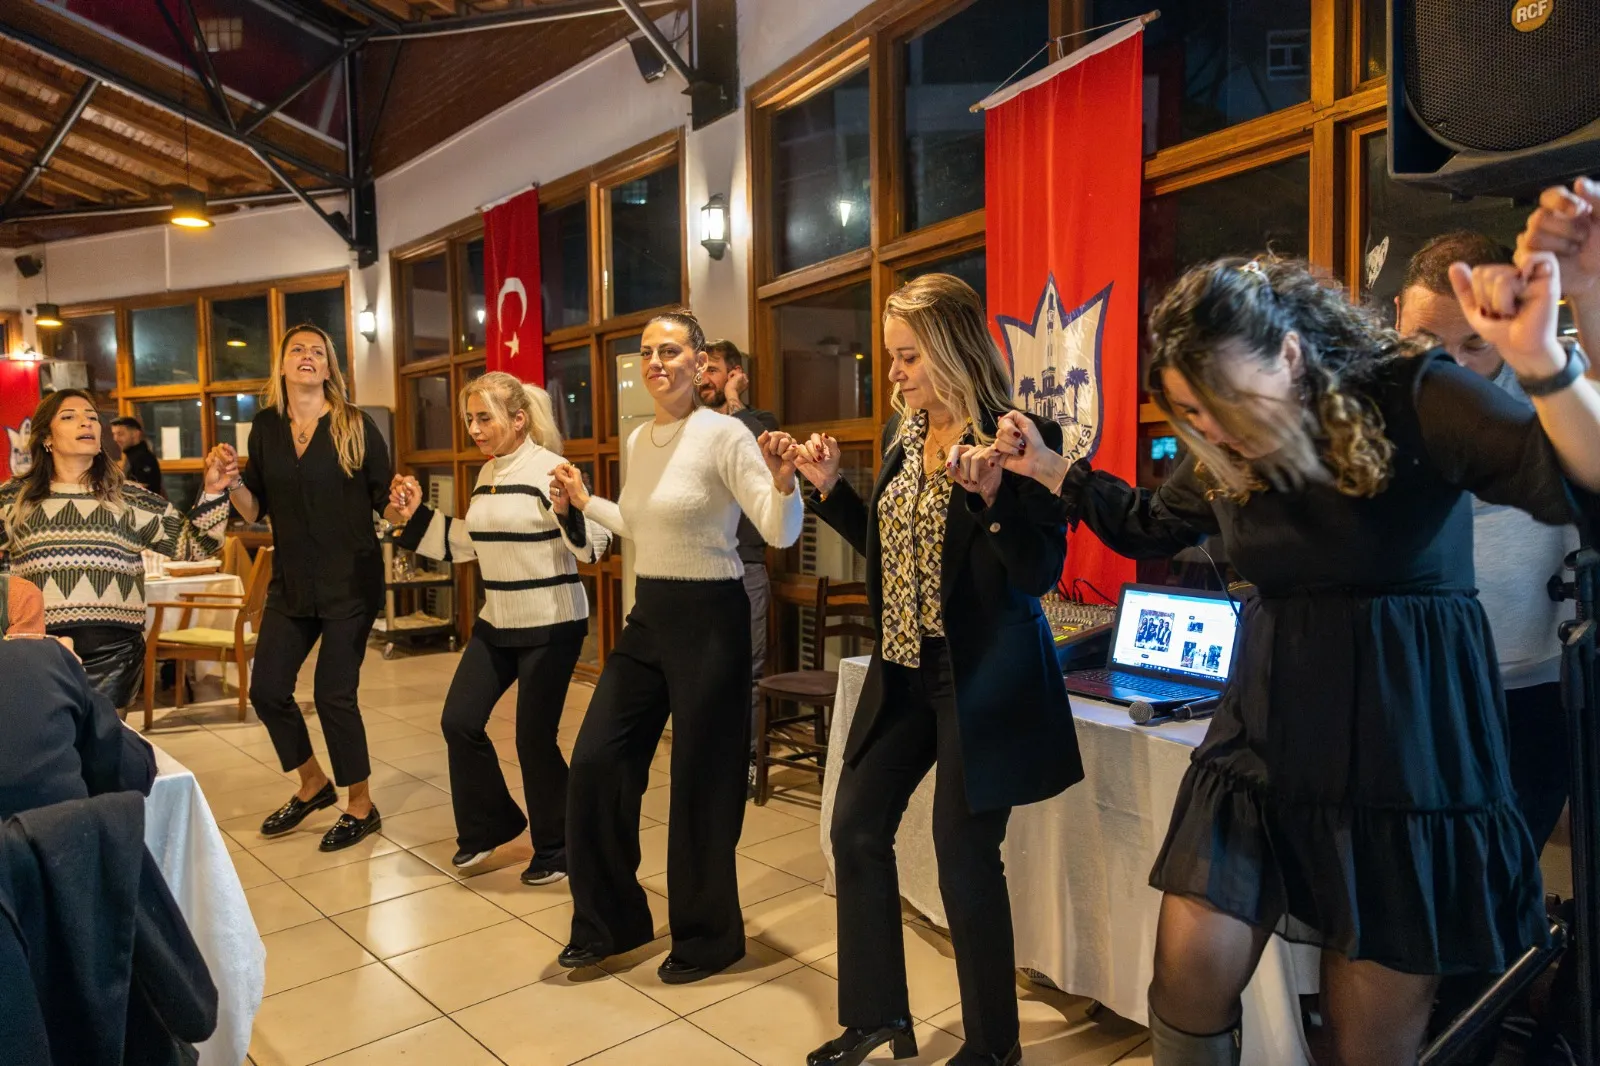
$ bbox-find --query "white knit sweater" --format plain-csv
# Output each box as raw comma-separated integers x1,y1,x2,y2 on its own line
400,437,610,643
583,408,803,580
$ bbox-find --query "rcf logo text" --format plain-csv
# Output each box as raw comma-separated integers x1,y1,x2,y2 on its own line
1513,0,1553,31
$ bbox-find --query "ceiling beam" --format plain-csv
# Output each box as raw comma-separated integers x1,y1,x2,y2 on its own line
0,184,346,223
240,30,373,137
372,0,676,38
3,78,96,212
154,0,234,129
334,0,409,27
0,84,209,188
0,145,107,204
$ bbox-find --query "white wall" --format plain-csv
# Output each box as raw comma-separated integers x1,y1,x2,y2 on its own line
7,0,873,407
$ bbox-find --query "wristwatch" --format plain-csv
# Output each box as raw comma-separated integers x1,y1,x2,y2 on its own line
1517,338,1590,397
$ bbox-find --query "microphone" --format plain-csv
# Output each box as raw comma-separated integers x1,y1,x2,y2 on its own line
1129,696,1220,726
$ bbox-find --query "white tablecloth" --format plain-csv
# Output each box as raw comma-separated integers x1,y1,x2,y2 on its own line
145,574,247,685
819,656,1317,1066
146,741,265,1066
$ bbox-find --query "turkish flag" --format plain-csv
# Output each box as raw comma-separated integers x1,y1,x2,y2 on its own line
984,22,1143,603
483,186,544,384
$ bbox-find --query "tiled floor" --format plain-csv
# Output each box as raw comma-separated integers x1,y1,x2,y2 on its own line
143,646,1152,1066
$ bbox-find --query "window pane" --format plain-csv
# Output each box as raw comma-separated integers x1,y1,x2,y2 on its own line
460,238,486,352
211,295,271,380
462,363,486,388
283,286,348,371
606,333,644,438
403,254,451,362
164,472,203,510
1361,0,1387,82
134,398,204,461
610,168,682,315
776,283,873,424
541,200,590,330
408,373,454,452
130,304,198,386
1361,131,1535,315
544,345,593,441
903,0,1049,232
772,67,871,275
212,393,261,456
1092,0,1312,152
900,249,988,299
54,313,117,403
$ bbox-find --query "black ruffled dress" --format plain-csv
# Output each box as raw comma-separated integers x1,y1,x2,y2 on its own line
1060,351,1593,975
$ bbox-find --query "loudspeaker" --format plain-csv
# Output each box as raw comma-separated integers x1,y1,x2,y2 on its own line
689,0,738,130
629,36,667,83
13,255,41,279
1388,0,1600,198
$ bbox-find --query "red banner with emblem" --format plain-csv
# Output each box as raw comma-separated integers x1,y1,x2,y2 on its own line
482,186,544,384
984,22,1143,602
0,360,40,482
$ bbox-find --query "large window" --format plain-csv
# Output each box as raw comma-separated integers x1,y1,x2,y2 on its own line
771,66,871,276
391,132,684,672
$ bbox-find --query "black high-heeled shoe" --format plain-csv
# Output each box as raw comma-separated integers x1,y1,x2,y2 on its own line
950,1040,1022,1066
806,1020,917,1065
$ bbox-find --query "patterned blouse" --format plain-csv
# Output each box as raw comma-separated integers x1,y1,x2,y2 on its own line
877,410,966,667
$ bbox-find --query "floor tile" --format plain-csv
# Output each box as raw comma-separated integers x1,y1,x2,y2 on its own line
739,826,829,883
1113,1040,1152,1064
260,918,377,996
369,731,449,761
230,848,279,890
368,776,453,816
736,803,812,848
927,983,1148,1065
244,881,322,936
742,884,838,964
453,972,677,1066
209,780,305,822
356,716,429,743
385,749,453,784
249,962,439,1066
287,850,452,915
686,965,841,1066
388,919,565,1013
412,837,532,881
378,804,461,849
574,1018,757,1065
333,881,510,959
463,861,574,917
521,885,670,946
193,761,300,797
640,784,672,824
250,829,401,879
640,854,807,910
310,1018,500,1066
605,936,803,1015
810,922,962,1022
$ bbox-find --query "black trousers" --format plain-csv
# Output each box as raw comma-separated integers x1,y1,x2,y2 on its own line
442,633,583,854
567,578,751,969
832,638,1017,1058
251,608,375,786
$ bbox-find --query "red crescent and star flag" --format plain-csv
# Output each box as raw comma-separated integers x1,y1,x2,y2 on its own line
482,186,544,385
983,21,1144,602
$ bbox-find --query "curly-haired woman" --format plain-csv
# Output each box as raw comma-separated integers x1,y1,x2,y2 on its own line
977,245,1600,1065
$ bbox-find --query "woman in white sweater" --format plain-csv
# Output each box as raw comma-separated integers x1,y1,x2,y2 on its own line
552,309,803,984
388,373,609,886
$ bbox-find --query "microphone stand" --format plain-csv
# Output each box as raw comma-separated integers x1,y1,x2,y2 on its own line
1419,546,1600,1065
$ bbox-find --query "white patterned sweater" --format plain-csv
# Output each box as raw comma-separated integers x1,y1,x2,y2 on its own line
582,408,804,580
396,437,611,645
0,479,228,632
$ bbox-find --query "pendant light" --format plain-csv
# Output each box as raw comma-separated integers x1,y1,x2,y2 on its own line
35,251,61,329
169,53,212,230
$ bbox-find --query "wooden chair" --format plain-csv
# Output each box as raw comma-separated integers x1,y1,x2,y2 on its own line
219,536,252,580
753,577,875,805
142,546,273,730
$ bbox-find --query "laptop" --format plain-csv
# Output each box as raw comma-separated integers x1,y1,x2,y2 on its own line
1063,584,1241,708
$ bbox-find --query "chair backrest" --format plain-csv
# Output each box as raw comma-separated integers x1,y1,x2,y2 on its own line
804,577,877,672
240,546,274,634
220,537,250,580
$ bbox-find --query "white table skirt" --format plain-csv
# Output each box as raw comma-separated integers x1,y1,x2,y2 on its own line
146,741,266,1066
818,656,1317,1066
145,574,248,685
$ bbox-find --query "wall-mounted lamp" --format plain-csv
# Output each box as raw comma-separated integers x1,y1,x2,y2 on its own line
700,194,729,260
34,303,62,329
358,305,378,342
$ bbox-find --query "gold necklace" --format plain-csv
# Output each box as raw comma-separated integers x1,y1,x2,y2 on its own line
649,414,689,448
924,419,967,472
290,405,328,445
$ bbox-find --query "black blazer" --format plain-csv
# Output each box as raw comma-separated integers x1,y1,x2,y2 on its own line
809,411,1083,813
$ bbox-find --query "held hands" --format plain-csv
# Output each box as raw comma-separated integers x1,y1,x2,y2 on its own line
551,463,590,512
786,433,842,495
1517,178,1600,306
946,443,1004,508
757,431,799,494
991,411,1069,490
388,475,422,522
203,444,239,495
1448,252,1565,379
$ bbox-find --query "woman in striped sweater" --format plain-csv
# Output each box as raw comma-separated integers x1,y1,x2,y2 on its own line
389,372,609,886
0,389,230,709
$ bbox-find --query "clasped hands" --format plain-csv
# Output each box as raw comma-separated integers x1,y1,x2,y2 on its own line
779,430,1016,507
202,444,240,495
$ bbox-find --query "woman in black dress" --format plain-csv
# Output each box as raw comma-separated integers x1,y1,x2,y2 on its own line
208,324,400,853
976,244,1600,1064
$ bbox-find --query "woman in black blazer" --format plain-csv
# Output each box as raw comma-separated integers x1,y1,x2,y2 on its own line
789,274,1081,1066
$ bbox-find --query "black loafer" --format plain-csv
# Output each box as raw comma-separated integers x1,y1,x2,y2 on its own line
657,951,741,985
558,943,606,969
807,1020,917,1065
318,807,381,852
259,782,336,837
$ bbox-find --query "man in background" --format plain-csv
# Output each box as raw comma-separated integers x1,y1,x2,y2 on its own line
111,416,163,497
699,340,779,792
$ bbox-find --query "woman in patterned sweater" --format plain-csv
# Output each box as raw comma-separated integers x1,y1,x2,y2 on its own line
0,389,230,708
388,373,609,886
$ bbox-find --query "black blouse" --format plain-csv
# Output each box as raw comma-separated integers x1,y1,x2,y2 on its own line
241,407,392,619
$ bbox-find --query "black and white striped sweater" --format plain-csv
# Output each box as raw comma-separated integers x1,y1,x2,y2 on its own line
396,437,610,646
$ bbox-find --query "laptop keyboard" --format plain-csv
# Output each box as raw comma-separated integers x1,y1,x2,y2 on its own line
1072,669,1208,701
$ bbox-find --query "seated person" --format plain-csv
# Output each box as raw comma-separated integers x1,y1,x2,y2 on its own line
0,634,156,819
4,574,45,636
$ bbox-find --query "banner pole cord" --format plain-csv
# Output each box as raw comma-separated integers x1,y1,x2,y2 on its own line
974,10,1161,111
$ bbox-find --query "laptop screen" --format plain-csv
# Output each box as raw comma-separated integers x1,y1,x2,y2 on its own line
1110,586,1239,684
